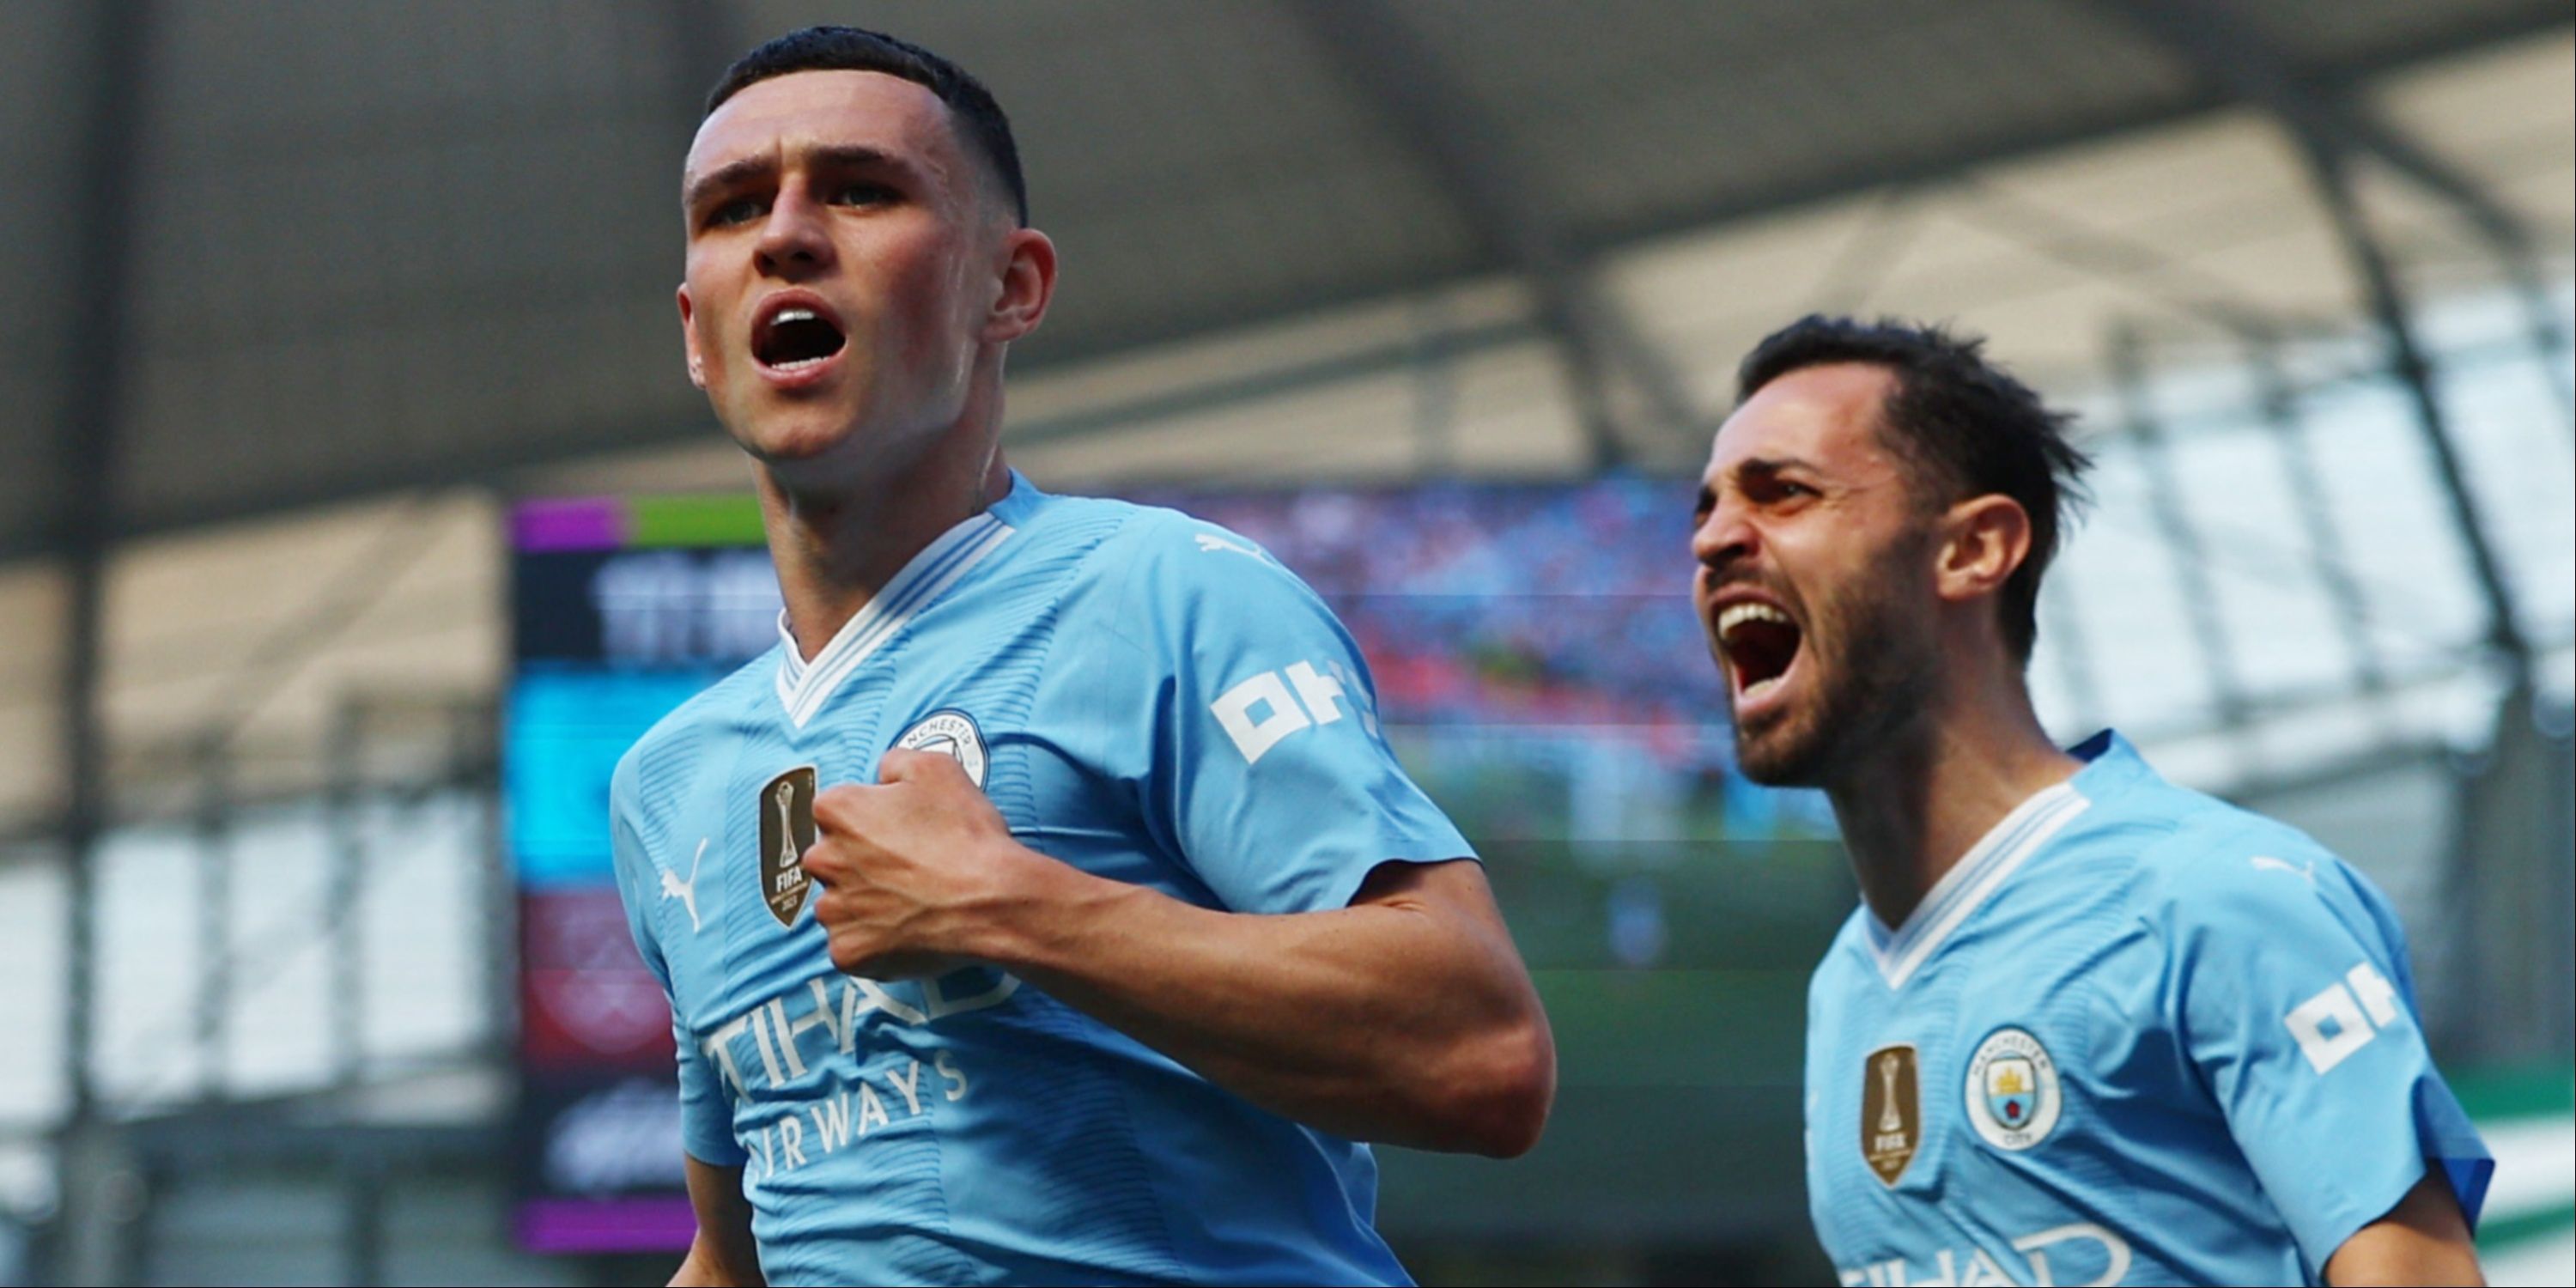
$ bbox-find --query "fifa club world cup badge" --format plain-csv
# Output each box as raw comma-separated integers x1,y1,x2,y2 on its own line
758,765,818,927
894,709,989,788
1965,1026,2063,1151
1860,1043,1921,1185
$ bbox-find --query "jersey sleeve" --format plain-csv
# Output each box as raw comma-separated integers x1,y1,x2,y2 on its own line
2158,833,2490,1267
1084,512,1475,914
608,752,746,1168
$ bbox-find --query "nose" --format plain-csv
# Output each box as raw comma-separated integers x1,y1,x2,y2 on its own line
754,185,835,277
1692,495,1756,575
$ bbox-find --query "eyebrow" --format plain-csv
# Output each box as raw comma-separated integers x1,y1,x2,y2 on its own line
1735,455,1817,478
1697,454,1824,513
682,143,911,211
1701,455,1818,490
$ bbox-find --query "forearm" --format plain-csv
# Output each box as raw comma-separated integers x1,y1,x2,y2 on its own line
670,1235,756,1288
673,1155,762,1287
965,854,1553,1156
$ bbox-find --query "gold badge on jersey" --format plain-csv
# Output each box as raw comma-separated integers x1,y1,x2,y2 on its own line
1861,1043,1921,1186
757,765,818,927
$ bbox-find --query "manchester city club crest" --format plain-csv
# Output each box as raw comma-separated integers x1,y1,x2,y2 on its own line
757,765,818,927
1859,1043,1920,1186
1965,1026,2063,1151
1987,1055,2038,1127
895,709,988,788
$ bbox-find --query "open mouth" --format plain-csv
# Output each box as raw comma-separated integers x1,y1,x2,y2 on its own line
1716,601,1803,704
753,304,848,372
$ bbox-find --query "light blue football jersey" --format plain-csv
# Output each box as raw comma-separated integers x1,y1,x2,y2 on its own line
606,472,1473,1286
1803,732,2491,1286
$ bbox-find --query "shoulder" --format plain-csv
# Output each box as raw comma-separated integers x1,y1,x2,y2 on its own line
2106,785,2393,957
1047,498,1341,646
1088,500,1310,591
2040,739,2345,925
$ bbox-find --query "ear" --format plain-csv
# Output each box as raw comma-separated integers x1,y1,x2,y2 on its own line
1934,494,2032,607
676,282,707,390
981,227,1057,344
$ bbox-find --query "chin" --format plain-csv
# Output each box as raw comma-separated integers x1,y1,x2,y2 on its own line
1736,738,1824,787
1731,708,1844,787
734,409,865,467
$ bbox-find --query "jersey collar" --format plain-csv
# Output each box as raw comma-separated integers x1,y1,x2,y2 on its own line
1862,732,2138,989
771,474,1035,728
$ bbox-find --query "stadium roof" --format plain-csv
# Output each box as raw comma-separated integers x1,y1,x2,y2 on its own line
2,0,2568,557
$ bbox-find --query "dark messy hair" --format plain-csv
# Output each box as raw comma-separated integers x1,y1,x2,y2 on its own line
1736,315,2092,662
705,25,1028,226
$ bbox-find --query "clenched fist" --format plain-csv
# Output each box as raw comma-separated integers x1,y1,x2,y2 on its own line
800,748,1045,980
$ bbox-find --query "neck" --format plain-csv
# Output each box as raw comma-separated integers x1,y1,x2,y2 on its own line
757,404,1012,664
1823,663,2079,931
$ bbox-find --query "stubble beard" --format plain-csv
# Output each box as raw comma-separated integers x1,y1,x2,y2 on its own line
1731,556,1940,789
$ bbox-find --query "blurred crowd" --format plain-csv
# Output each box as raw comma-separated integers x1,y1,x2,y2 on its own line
1147,477,1732,742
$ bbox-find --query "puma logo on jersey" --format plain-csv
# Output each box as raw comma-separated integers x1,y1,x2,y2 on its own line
1193,532,1263,559
2249,854,2316,884
662,836,709,933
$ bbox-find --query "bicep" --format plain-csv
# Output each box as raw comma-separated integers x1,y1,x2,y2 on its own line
2324,1169,2482,1286
673,1153,760,1287
1351,858,1546,1025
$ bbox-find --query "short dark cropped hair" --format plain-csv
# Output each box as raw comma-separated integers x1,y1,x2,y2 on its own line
1736,315,2091,662
706,26,1029,226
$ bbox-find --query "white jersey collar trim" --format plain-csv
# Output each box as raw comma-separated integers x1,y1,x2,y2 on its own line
1864,780,2092,990
772,510,1016,728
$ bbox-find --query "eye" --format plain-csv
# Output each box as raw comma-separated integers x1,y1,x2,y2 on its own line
706,196,766,228
1746,475,1818,506
831,181,897,207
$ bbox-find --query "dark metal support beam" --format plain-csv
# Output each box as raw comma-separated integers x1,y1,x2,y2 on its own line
60,0,155,1130
54,11,155,1279
2303,142,2533,689
2237,331,2394,705
1946,175,2324,343
2109,322,2256,738
2097,0,2536,689
325,702,366,1088
345,1157,386,1288
1287,0,1701,468
2096,0,2571,410
460,699,513,1066
2311,100,2574,416
192,738,232,1101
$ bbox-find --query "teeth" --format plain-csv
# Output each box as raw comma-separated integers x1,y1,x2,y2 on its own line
1741,675,1783,702
775,307,817,325
1716,602,1790,640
